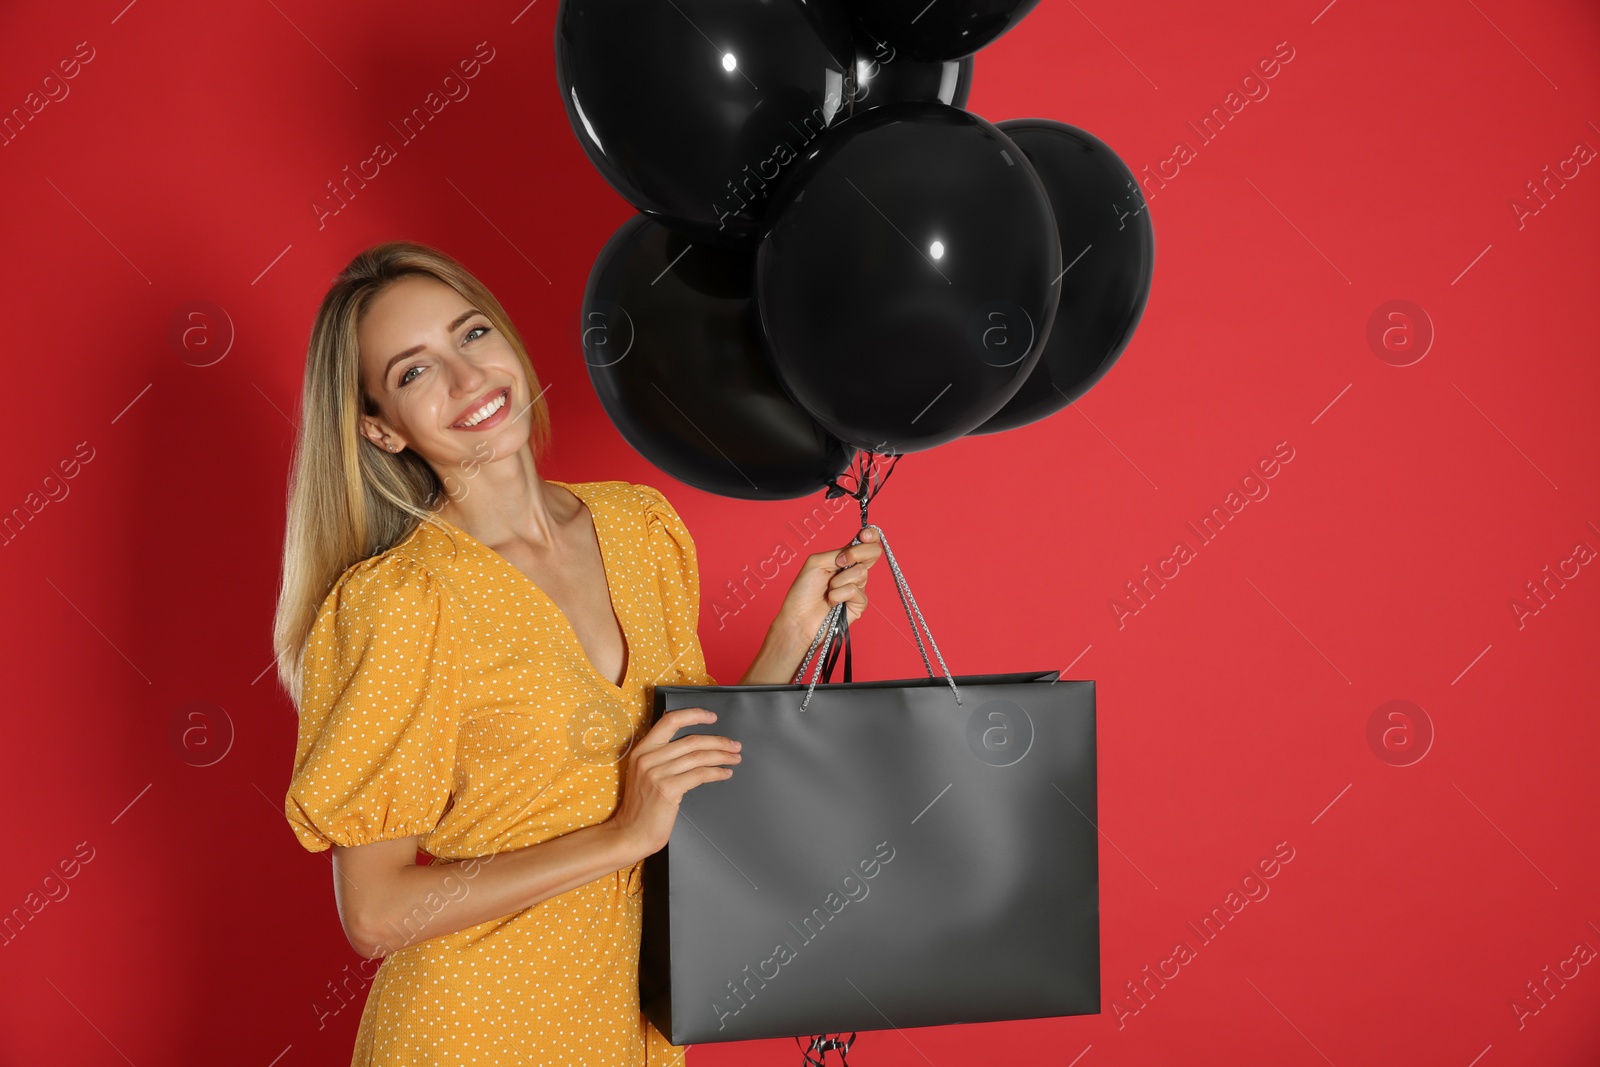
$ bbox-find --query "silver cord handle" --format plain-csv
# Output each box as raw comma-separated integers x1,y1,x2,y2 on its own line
792,523,961,712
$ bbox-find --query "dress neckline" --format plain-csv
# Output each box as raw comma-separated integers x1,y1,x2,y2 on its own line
427,479,636,693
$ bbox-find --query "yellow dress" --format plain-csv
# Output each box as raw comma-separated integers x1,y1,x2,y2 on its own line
284,480,715,1066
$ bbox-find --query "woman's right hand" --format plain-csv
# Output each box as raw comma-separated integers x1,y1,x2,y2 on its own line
608,707,741,861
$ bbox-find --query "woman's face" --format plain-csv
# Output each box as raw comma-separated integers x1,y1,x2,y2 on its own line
356,274,531,470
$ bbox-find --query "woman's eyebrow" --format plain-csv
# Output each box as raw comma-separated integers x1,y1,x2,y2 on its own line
385,308,484,374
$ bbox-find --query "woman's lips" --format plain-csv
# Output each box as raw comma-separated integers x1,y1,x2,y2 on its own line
452,386,511,430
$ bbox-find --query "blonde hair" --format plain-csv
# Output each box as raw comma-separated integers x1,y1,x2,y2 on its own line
272,241,552,705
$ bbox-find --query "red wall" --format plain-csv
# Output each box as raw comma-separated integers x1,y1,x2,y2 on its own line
1,0,1596,1063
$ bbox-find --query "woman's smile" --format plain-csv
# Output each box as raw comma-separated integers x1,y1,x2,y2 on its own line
451,385,511,430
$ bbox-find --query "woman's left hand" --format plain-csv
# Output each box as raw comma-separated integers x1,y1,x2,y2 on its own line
773,527,884,644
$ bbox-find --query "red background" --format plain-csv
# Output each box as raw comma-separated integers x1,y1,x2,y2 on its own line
1,0,1597,1064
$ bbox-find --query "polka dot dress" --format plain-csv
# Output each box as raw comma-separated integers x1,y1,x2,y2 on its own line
284,480,713,1066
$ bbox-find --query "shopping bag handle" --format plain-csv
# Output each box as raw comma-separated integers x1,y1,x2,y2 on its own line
792,522,962,712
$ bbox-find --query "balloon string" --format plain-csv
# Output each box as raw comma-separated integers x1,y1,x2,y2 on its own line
795,1031,857,1067
825,450,901,528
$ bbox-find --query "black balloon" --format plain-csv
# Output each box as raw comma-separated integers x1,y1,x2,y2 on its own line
851,0,1044,62
756,101,1061,454
581,215,855,500
555,0,858,248
969,120,1154,436
849,35,973,111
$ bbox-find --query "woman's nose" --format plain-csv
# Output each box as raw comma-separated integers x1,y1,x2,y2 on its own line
445,353,488,392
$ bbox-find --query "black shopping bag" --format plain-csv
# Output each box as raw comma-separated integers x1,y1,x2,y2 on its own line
639,522,1100,1045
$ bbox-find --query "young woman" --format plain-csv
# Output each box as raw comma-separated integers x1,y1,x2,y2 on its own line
273,241,881,1065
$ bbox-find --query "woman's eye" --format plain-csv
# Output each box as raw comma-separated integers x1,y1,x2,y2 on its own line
465,324,491,342
400,365,422,386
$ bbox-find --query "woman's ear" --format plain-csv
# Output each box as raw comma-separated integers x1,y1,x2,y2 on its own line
358,414,399,452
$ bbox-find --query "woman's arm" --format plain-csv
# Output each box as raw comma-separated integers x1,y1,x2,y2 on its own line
738,615,813,685
330,707,739,960
738,528,883,685
333,823,637,959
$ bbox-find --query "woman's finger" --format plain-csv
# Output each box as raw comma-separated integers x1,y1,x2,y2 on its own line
831,528,881,565
831,559,871,581
834,540,883,568
829,581,870,604
828,567,870,593
652,745,743,780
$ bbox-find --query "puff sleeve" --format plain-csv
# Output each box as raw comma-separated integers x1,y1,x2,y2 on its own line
284,555,463,853
638,483,718,687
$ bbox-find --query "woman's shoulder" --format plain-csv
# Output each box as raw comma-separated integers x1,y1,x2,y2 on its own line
626,481,688,533
315,539,451,629
564,481,694,567
563,478,680,519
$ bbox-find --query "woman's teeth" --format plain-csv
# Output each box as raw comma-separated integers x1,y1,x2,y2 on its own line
458,390,506,427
